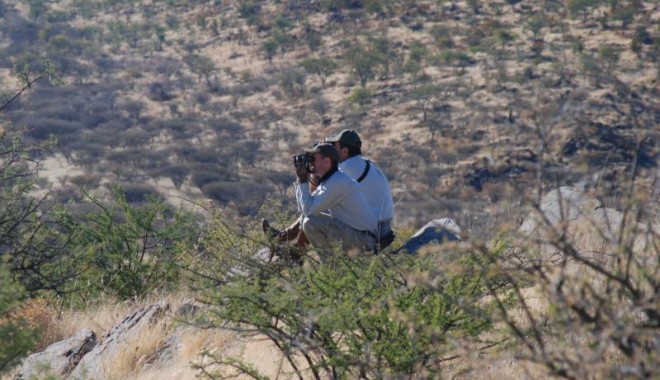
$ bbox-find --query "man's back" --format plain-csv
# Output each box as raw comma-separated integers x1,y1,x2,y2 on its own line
339,155,394,223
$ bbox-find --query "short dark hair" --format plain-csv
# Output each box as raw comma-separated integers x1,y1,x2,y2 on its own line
338,142,362,157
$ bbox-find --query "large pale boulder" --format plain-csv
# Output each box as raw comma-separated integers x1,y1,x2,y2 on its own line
15,329,97,379
68,302,169,379
518,186,603,237
516,186,655,264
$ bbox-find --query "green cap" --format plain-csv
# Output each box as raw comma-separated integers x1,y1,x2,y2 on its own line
304,143,339,163
325,129,362,148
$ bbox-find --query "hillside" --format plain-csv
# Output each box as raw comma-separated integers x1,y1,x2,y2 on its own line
0,0,656,228
0,0,658,379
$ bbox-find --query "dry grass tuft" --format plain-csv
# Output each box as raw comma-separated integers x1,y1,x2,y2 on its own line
105,313,171,379
54,297,133,343
12,298,61,352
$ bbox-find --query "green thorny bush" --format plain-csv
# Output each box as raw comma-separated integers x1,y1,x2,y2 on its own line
184,209,498,379
1,133,199,303
53,187,199,303
2,134,198,307
0,259,38,375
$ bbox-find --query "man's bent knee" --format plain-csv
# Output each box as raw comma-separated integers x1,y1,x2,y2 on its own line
301,215,323,236
301,215,334,249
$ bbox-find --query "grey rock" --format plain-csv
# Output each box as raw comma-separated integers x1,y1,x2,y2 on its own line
175,302,199,318
515,186,656,269
15,329,96,379
68,302,169,379
139,333,180,368
394,218,462,254
519,186,602,236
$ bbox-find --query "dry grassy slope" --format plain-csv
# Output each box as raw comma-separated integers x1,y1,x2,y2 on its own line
2,2,657,379
7,1,658,228
185,1,656,227
5,293,552,380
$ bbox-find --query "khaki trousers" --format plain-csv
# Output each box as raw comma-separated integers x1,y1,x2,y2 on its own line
301,214,376,253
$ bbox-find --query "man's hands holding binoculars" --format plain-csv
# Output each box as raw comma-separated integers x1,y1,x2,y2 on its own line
292,153,319,189
295,164,309,183
292,153,312,183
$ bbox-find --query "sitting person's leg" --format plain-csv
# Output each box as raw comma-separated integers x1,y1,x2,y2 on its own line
342,224,376,253
262,217,310,247
302,215,375,253
300,214,335,250
280,218,301,242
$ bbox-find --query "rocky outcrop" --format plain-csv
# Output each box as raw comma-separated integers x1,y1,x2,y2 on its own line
518,186,604,237
138,302,199,369
394,218,462,254
15,329,97,379
516,186,656,267
68,302,169,379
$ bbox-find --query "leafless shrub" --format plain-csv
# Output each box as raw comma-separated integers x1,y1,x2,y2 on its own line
462,74,658,376
470,180,658,379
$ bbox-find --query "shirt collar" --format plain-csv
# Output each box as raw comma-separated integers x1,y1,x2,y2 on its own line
318,166,338,183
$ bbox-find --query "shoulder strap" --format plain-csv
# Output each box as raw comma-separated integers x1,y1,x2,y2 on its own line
356,160,371,183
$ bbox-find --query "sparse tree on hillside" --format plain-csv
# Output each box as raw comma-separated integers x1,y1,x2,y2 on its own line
300,57,338,86
311,95,331,125
491,27,517,55
404,42,428,79
238,1,262,25
155,164,189,189
345,44,382,87
567,0,603,24
438,49,473,75
302,21,323,52
265,170,291,197
579,51,600,78
27,0,49,22
506,0,523,11
467,0,481,14
262,39,278,63
411,83,441,123
154,24,166,51
611,5,636,29
272,28,294,56
119,99,144,121
526,13,547,39
370,33,396,78
424,110,450,143
598,43,621,76
184,54,218,91
349,86,373,106
279,67,306,97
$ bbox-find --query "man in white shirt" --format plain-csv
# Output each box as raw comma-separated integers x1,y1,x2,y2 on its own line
324,129,395,246
293,143,377,252
262,130,395,253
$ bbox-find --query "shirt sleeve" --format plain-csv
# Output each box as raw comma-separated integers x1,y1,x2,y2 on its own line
295,178,347,217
